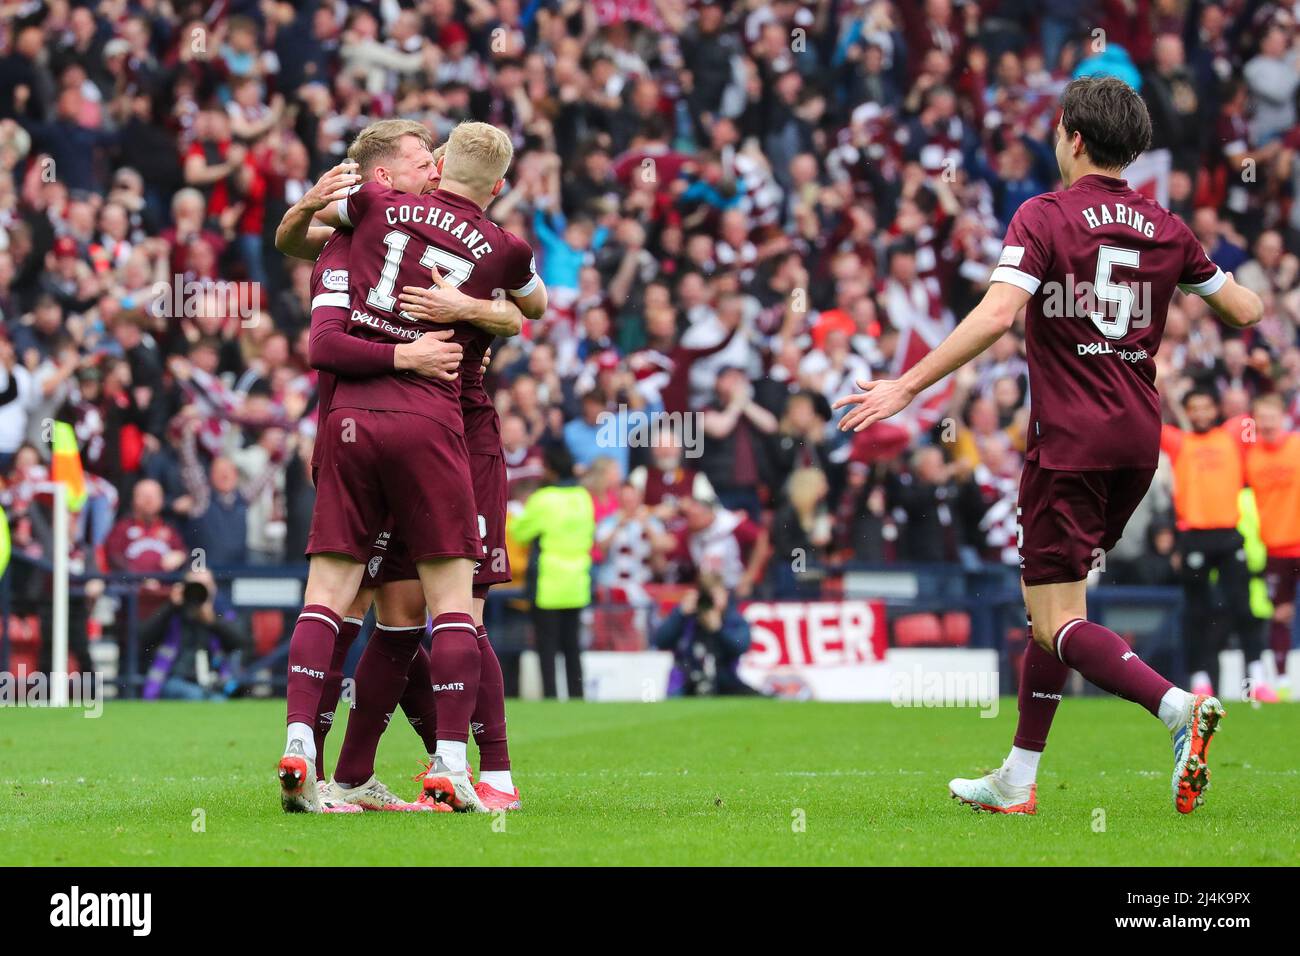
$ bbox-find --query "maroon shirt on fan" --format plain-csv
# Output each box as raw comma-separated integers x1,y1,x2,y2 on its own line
330,183,537,432
991,173,1224,471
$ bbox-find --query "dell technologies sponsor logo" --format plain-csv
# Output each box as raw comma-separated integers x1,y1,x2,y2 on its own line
1077,342,1148,363
350,308,424,341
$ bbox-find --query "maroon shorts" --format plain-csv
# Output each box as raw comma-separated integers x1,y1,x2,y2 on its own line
307,408,480,564
471,451,510,590
1018,460,1155,585
359,457,505,588
363,527,417,586
1265,556,1300,607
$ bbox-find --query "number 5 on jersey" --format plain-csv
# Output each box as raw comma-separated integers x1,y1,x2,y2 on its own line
1090,245,1140,340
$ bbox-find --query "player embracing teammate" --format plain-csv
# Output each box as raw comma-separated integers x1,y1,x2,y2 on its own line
836,77,1263,815
274,120,545,813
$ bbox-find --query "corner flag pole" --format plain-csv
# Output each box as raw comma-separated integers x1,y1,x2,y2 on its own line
51,481,69,708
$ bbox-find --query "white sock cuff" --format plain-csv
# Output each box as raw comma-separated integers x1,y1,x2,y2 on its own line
435,740,468,772
1053,618,1087,663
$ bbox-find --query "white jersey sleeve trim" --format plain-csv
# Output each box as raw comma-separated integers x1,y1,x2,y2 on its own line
509,273,540,297
334,197,352,228
311,292,349,311
1178,267,1227,297
989,265,1041,295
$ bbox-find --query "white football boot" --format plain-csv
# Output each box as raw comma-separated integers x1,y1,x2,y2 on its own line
949,771,1037,815
1171,694,1225,815
278,740,322,813
421,755,488,812
317,779,364,814
330,774,445,812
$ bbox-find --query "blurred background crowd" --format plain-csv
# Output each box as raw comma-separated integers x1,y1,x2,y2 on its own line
1,0,1298,696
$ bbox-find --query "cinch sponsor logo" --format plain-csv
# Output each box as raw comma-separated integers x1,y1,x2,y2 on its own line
350,309,423,341
291,665,326,680
432,682,465,692
1076,342,1148,362
50,886,152,936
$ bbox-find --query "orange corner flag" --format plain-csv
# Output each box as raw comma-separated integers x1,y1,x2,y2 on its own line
51,421,87,512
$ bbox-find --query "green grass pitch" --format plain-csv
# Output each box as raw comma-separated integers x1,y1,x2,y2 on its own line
1,697,1297,866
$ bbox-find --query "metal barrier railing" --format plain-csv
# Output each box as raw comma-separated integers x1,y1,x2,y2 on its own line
0,552,1188,697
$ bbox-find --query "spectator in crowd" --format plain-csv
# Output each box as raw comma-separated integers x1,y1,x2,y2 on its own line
0,0,1296,693
888,446,980,564
180,453,250,571
103,479,187,577
595,480,673,605
699,366,778,516
770,467,834,598
0,332,37,470
766,389,837,502
680,496,770,600
628,435,714,512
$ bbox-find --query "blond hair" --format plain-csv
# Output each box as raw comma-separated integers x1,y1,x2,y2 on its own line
347,119,434,176
787,467,828,512
440,122,513,191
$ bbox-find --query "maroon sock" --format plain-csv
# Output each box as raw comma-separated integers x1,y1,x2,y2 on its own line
428,612,480,745
398,641,439,755
333,625,423,787
286,604,342,728
1055,618,1173,717
313,617,364,780
1270,619,1290,675
472,625,511,772
1012,636,1071,752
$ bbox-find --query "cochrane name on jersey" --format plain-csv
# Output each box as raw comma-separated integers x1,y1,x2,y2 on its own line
384,202,495,259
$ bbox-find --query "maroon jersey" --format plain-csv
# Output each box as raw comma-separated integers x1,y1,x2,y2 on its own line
104,516,185,573
308,231,351,474
331,183,537,431
991,173,1224,471
462,382,502,454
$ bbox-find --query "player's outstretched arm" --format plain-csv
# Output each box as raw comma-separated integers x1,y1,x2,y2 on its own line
1202,273,1264,329
275,161,359,259
834,281,1030,433
398,266,527,336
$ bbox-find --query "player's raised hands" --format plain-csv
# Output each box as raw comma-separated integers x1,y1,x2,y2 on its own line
398,264,475,324
394,328,463,381
833,377,917,432
301,162,361,213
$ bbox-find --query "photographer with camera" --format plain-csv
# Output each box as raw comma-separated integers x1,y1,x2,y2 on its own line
139,569,249,700
652,572,760,697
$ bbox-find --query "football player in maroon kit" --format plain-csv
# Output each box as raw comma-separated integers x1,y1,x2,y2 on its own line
275,130,461,814
835,77,1263,815
396,140,524,810
296,121,545,813
274,122,541,813
275,122,522,813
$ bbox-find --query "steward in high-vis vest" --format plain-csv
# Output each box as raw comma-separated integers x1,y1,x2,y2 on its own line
1243,392,1300,690
1160,387,1269,696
